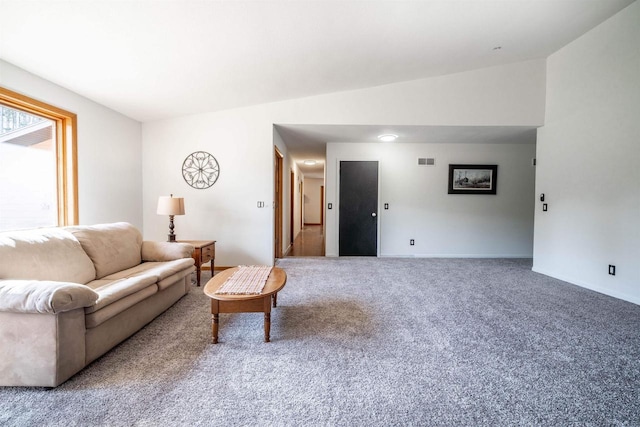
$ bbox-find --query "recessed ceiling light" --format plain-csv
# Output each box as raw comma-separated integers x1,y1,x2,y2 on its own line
303,160,317,165
377,134,398,142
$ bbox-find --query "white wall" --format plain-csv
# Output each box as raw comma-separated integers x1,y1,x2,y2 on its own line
326,142,536,257
142,59,545,267
304,178,323,225
533,2,640,304
143,108,274,266
0,60,143,229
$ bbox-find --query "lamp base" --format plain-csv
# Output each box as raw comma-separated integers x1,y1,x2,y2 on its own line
167,214,177,242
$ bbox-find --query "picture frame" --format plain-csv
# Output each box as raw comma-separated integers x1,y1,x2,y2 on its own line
448,164,498,195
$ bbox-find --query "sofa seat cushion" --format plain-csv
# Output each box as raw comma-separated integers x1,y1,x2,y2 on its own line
66,222,142,279
0,227,96,284
85,285,157,328
0,279,99,314
85,276,158,314
102,258,195,282
157,266,196,291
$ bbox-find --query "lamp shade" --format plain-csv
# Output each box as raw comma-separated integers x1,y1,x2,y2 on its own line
157,195,185,216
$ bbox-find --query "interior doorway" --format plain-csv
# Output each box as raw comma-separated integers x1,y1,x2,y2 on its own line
274,147,283,260
320,185,324,226
303,177,324,226
290,171,295,246
288,175,325,257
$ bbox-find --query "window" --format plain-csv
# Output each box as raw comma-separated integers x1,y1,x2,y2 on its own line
0,87,78,231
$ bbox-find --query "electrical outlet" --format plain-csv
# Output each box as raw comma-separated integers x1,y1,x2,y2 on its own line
609,265,616,276
410,239,415,246
543,203,548,212
384,203,389,210
328,203,332,210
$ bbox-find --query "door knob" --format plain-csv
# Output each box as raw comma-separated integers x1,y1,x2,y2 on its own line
371,212,377,217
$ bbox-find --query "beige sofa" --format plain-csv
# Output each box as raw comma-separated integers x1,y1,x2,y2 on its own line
0,222,195,387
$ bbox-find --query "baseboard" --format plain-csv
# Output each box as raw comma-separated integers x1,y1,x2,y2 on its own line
304,223,322,226
284,244,293,256
532,266,640,306
380,254,533,258
324,254,531,259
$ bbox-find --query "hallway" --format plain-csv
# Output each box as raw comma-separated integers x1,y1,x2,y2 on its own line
287,224,325,257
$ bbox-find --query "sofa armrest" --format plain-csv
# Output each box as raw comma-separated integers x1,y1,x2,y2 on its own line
141,241,194,262
0,279,99,314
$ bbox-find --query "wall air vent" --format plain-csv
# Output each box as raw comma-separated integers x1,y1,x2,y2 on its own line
418,158,435,166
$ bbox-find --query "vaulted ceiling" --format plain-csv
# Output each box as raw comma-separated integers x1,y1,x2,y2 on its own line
1,1,633,122
2,1,634,176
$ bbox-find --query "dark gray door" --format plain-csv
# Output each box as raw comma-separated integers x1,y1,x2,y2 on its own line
339,161,378,256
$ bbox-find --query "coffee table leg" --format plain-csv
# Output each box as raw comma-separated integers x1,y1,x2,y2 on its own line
212,313,219,344
264,296,272,342
211,300,220,344
264,312,271,342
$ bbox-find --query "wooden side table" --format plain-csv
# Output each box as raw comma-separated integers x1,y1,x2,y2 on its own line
178,240,216,286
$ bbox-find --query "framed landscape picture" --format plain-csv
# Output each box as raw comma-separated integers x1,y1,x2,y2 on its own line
448,164,498,195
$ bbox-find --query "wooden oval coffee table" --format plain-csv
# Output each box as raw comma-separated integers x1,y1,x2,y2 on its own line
203,267,287,343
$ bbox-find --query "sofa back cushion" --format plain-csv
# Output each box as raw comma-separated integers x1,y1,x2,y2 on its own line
0,227,96,284
66,222,142,279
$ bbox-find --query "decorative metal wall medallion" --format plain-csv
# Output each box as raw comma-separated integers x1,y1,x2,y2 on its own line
182,151,220,189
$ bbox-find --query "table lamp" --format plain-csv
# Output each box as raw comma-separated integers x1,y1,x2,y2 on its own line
157,194,185,242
